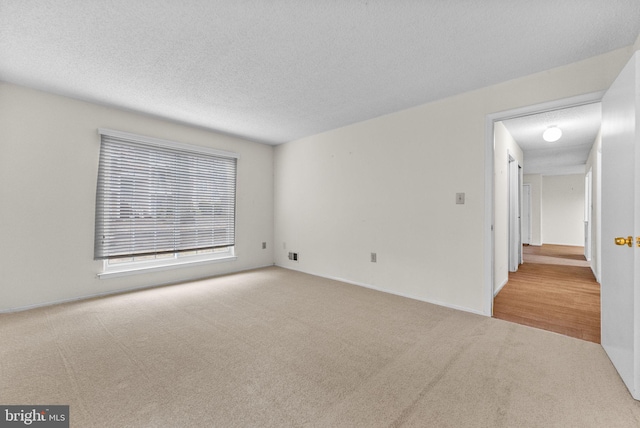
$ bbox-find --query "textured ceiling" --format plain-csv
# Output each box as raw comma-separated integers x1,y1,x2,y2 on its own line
1,1,639,145
502,103,602,175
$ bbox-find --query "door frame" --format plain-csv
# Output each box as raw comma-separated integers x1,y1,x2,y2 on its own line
483,91,605,315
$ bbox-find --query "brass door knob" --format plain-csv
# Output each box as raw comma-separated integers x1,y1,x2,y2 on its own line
615,236,633,247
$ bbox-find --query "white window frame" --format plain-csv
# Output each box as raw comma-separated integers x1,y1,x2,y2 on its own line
99,247,236,279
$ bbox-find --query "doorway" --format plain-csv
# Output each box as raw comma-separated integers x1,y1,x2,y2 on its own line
486,93,603,341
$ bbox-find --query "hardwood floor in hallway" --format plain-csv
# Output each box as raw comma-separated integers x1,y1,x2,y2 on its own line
493,244,600,343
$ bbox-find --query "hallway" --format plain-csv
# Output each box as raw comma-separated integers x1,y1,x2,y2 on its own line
493,245,600,343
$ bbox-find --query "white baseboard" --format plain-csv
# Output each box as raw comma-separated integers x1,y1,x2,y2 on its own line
494,277,508,297
276,264,487,317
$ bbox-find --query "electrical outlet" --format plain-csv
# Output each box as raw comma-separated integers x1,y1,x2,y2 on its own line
371,252,377,263
456,193,465,204
262,242,267,249
288,252,299,261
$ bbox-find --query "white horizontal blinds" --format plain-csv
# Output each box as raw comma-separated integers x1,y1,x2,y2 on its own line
94,133,236,260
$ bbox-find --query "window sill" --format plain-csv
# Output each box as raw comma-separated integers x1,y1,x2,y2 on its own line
98,255,237,279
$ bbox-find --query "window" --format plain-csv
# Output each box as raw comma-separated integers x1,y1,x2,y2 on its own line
94,129,238,277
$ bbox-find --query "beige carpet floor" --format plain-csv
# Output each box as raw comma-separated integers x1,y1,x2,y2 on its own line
1,267,640,427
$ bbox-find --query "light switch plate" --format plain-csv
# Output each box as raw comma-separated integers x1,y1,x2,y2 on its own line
456,193,465,204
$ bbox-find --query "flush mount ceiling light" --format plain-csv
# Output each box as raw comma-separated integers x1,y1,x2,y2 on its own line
543,126,562,142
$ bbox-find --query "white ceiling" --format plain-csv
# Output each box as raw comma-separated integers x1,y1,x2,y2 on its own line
1,1,639,145
502,103,602,175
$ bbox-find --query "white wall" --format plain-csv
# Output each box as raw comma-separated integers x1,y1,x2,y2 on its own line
541,174,585,246
523,174,543,246
493,122,523,294
3,45,634,315
274,46,633,315
0,83,274,312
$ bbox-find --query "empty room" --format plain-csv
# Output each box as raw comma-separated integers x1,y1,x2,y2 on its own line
2,2,640,427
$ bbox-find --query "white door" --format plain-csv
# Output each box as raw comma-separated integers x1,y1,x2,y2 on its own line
601,52,640,399
508,155,521,272
584,170,592,261
522,184,531,245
